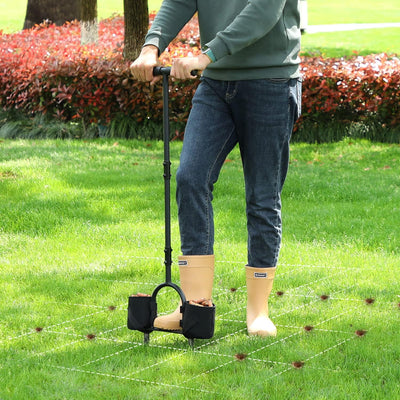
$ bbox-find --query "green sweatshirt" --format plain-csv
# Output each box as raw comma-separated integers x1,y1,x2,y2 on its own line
145,0,301,80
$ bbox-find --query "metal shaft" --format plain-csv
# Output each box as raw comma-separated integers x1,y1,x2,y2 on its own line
162,73,172,283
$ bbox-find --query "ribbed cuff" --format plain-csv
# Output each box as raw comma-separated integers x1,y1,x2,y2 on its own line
202,48,217,63
144,34,164,55
204,36,230,61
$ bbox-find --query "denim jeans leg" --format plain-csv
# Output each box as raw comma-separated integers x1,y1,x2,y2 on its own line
176,79,238,255
232,79,301,268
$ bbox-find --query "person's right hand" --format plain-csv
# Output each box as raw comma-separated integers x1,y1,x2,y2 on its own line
129,45,161,85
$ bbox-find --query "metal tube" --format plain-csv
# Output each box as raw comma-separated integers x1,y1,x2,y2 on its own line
152,66,195,284
162,73,172,283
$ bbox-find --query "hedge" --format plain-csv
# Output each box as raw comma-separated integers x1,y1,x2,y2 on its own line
1,15,399,141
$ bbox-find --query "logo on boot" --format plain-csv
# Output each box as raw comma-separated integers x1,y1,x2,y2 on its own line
178,260,188,266
254,272,267,278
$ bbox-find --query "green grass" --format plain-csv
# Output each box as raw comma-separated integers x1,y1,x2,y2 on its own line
0,139,399,399
1,1,399,397
0,0,163,32
300,28,400,57
307,0,400,25
302,0,400,56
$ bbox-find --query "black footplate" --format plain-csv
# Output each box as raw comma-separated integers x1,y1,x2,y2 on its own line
127,282,215,343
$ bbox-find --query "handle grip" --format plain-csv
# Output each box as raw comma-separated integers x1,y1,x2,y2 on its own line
152,66,198,77
153,66,171,76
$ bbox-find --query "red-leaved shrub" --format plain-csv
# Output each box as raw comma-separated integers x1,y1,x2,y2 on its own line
300,55,400,127
1,15,399,133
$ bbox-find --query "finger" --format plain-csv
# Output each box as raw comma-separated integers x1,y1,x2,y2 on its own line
170,64,179,80
150,75,162,86
130,65,144,81
171,64,188,80
172,59,187,79
129,64,138,79
130,61,154,82
145,67,155,82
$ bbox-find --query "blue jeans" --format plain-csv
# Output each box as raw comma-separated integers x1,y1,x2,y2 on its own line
176,77,301,268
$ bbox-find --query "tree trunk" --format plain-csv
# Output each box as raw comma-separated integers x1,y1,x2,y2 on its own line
123,0,149,61
81,0,98,44
23,0,81,30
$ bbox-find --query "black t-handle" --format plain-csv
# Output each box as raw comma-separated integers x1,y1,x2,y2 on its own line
153,66,198,77
153,66,171,76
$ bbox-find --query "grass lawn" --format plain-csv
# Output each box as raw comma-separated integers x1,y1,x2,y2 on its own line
0,139,399,399
307,0,400,25
300,27,400,57
0,0,162,32
303,0,400,56
1,0,399,398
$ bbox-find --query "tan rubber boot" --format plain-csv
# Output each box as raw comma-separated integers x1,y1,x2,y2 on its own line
153,255,214,331
246,266,277,337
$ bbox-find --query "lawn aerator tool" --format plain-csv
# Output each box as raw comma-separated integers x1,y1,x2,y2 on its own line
128,67,215,347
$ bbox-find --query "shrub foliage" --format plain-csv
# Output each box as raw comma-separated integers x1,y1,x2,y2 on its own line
0,15,399,140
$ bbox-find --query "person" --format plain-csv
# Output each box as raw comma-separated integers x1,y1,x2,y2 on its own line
130,0,302,337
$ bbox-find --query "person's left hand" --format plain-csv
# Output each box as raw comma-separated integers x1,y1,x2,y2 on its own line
171,54,211,80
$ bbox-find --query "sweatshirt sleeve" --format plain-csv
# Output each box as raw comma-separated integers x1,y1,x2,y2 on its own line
205,0,287,61
144,0,197,53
